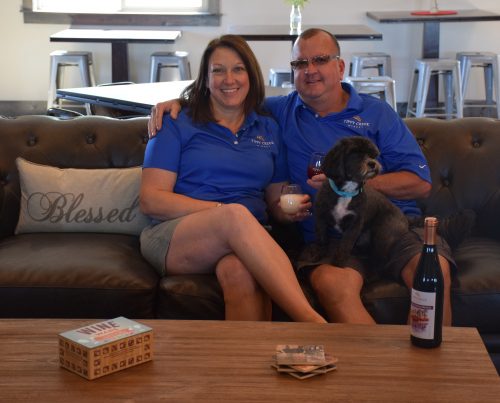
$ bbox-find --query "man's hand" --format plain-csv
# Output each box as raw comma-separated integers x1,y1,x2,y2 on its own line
306,173,327,191
148,99,183,138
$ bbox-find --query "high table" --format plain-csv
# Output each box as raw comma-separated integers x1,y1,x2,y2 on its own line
1,319,499,402
366,9,500,59
228,25,382,83
50,29,182,83
56,81,294,115
228,24,382,46
366,9,500,105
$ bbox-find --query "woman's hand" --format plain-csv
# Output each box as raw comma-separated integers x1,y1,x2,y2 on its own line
278,194,313,222
148,99,183,138
266,183,313,223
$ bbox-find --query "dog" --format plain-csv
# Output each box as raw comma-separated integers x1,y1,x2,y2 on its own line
311,136,410,267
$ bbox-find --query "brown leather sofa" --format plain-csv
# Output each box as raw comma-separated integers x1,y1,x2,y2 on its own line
1,115,499,372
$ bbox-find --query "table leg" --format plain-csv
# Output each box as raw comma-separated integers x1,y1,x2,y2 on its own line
422,21,440,108
111,42,129,82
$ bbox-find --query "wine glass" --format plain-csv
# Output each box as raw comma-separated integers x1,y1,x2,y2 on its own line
307,152,326,179
280,184,304,214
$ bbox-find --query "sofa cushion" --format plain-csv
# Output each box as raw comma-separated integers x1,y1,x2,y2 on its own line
156,274,304,322
156,275,224,320
451,237,500,333
0,233,159,318
15,158,150,235
362,278,409,325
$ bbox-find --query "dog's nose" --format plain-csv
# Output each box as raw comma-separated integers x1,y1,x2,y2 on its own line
367,161,376,169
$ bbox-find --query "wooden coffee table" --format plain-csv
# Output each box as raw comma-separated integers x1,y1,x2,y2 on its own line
1,319,498,402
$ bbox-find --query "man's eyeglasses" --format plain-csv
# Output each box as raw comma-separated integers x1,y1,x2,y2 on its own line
290,54,340,71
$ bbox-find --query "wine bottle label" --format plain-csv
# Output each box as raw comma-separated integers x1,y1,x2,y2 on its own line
410,289,436,340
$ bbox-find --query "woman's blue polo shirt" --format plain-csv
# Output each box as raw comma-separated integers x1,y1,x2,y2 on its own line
143,109,287,224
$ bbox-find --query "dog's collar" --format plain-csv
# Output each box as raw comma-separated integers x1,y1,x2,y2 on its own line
328,178,362,197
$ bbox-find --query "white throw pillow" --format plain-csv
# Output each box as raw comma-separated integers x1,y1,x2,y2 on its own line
15,157,150,235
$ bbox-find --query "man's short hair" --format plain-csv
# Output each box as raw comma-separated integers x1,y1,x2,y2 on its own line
296,28,341,55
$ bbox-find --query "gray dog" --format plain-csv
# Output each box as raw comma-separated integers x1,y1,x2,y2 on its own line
312,136,410,267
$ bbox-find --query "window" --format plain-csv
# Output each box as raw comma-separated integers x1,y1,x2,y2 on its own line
31,0,209,13
22,0,220,26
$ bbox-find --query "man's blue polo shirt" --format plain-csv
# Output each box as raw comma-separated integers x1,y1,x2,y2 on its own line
143,109,287,224
265,83,431,242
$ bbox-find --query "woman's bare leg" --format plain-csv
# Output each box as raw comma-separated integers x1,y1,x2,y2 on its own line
166,203,326,323
215,254,272,321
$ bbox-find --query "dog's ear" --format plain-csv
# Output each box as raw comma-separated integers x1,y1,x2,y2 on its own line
360,137,380,159
322,139,349,180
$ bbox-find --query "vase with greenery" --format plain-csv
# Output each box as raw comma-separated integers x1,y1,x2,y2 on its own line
285,0,309,33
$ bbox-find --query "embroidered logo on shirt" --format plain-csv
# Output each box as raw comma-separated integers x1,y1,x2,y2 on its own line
343,115,371,129
251,134,275,148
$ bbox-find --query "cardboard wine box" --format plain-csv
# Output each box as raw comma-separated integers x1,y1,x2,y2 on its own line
58,316,153,380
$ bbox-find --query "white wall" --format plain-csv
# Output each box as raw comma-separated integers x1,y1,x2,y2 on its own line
1,0,500,103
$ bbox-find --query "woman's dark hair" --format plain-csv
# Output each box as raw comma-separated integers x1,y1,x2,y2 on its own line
179,34,266,123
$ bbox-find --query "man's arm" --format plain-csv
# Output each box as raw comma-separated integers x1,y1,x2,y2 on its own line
148,99,182,136
372,109,432,200
148,94,287,137
367,171,431,200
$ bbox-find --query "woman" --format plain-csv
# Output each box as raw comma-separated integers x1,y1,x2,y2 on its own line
140,35,324,323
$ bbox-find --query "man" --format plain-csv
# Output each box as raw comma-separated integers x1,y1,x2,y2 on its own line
149,28,454,325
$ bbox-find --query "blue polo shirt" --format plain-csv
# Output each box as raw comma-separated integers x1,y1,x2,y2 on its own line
265,82,431,242
143,109,287,224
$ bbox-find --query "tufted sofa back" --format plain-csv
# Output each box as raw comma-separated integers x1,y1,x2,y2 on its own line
405,117,500,240
0,115,149,238
2,115,500,241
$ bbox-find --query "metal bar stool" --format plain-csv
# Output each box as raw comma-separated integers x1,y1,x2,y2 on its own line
456,51,500,117
406,58,463,119
48,50,96,114
344,76,397,111
350,52,392,77
149,51,191,82
269,68,292,87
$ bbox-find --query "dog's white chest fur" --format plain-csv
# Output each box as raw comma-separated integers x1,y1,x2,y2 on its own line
330,181,358,232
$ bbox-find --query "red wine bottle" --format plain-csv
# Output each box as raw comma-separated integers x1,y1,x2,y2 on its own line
410,217,444,348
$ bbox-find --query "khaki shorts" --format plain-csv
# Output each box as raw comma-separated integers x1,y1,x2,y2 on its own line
296,226,455,282
140,217,184,276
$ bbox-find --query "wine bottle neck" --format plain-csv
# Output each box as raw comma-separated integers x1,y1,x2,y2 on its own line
423,217,438,246
422,245,437,254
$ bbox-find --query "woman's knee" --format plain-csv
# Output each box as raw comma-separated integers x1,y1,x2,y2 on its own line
217,203,259,233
